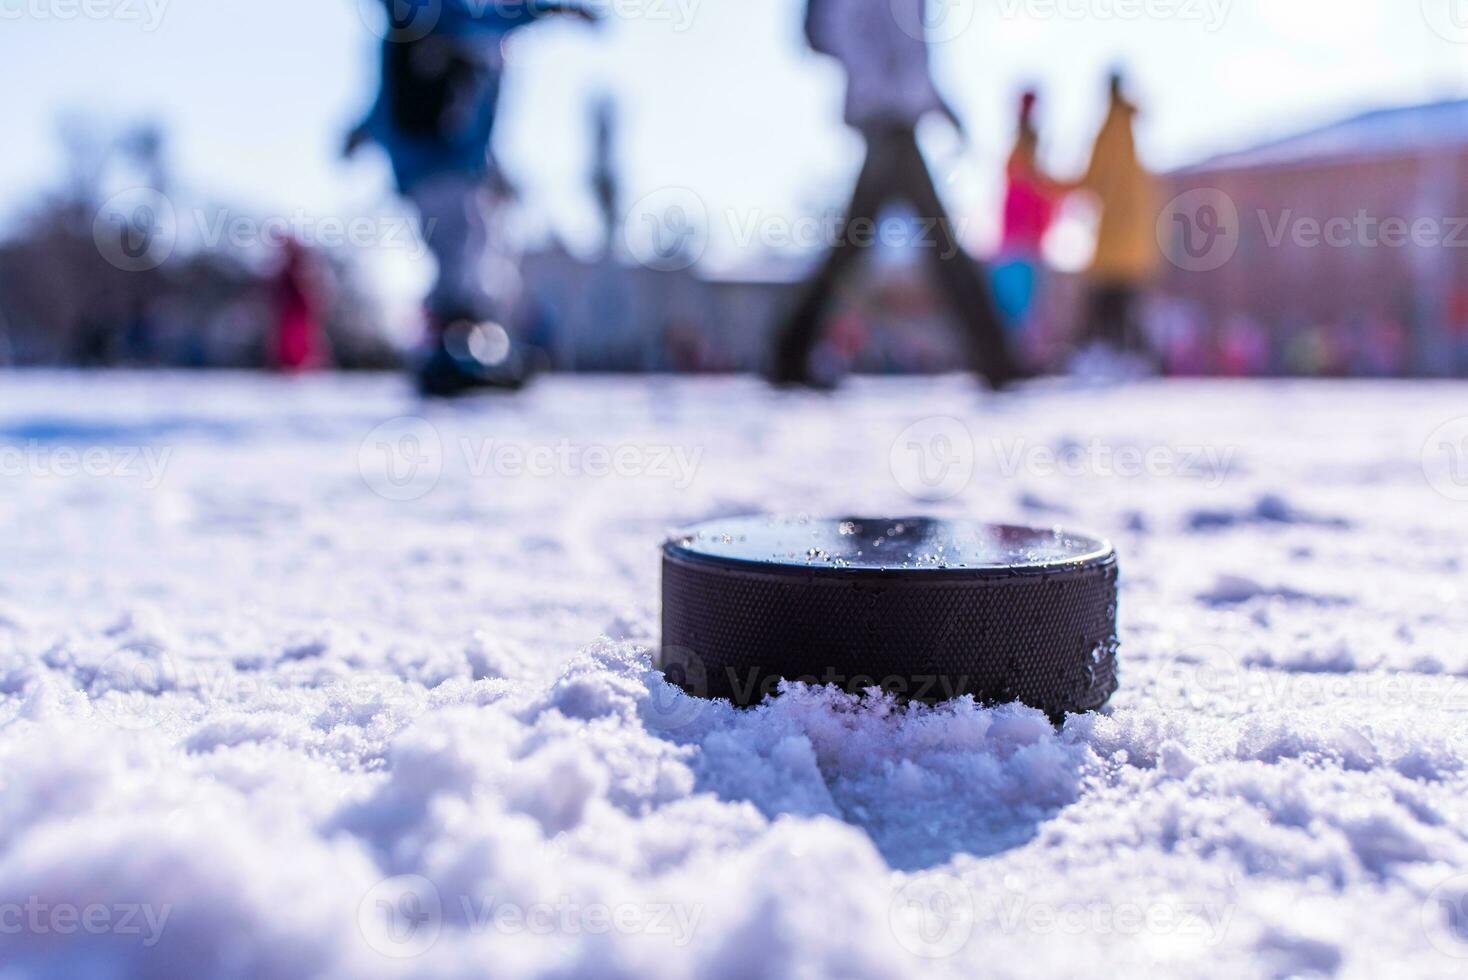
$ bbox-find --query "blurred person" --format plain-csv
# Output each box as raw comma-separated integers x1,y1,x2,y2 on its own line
1369,315,1408,377
662,319,709,373
1449,288,1468,375
992,89,1066,363
121,295,158,366
590,94,621,256
1361,321,1390,376
1075,71,1159,365
271,239,328,372
344,0,597,397
767,0,1023,389
72,312,114,367
1148,295,1208,376
1284,322,1329,376
1219,313,1269,377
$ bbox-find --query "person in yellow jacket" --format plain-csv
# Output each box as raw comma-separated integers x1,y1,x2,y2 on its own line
1077,72,1160,357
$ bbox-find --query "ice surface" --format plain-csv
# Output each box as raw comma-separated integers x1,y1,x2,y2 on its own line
0,373,1466,977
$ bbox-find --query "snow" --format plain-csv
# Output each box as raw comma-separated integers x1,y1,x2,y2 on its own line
1,371,1467,978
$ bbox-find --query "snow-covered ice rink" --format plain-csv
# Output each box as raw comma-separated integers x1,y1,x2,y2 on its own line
2,372,1467,978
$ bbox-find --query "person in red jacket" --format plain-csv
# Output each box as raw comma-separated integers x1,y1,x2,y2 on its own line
992,89,1067,363
271,239,328,372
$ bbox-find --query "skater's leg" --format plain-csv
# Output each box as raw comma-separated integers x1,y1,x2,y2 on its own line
1083,284,1126,349
1116,286,1146,355
409,175,491,323
889,130,1020,386
769,134,896,382
1080,286,1101,347
409,176,527,396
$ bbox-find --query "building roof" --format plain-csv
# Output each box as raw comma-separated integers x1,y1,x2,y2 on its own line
1177,97,1468,174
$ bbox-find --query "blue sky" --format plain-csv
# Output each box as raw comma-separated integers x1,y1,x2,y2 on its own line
2,0,1465,296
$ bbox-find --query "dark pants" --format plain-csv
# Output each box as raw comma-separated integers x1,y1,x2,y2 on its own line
1083,283,1145,353
770,125,1019,385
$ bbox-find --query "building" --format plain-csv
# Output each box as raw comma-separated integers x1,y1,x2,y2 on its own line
517,219,979,376
1158,98,1468,377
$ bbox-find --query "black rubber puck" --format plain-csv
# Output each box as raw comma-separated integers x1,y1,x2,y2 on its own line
659,516,1119,719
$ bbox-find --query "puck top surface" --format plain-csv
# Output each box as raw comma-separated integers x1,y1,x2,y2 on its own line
665,516,1112,577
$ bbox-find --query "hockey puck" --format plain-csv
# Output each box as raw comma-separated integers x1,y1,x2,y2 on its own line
660,516,1119,719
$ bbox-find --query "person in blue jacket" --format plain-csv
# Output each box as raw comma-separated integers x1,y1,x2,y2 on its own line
345,0,597,395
